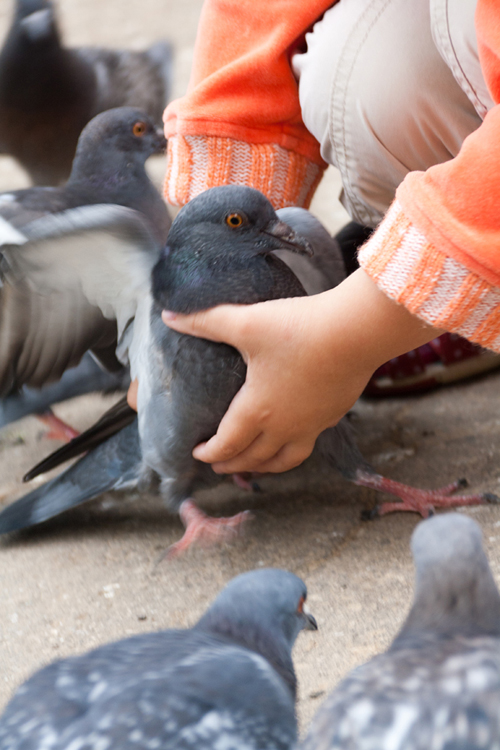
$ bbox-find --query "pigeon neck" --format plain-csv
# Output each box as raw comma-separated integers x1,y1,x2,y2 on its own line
196,613,297,697
392,559,500,647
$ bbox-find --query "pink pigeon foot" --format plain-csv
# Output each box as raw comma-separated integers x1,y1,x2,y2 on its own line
36,410,80,442
356,470,499,519
163,499,253,560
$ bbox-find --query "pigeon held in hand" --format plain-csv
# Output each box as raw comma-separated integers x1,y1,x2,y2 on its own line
0,187,495,555
300,513,500,750
0,568,317,750
0,0,173,185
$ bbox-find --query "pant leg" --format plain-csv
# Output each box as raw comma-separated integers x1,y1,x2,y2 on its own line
292,0,483,226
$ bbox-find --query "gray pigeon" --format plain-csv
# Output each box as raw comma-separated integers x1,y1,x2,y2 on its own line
0,0,173,185
0,106,170,396
0,187,495,554
300,513,500,750
0,353,130,430
0,568,317,750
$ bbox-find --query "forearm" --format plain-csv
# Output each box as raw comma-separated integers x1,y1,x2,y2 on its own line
323,268,443,374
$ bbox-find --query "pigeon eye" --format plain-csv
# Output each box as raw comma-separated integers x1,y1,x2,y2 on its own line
132,122,147,137
297,596,305,614
226,213,244,228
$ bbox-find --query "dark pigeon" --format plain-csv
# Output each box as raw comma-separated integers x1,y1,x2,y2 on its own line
300,513,500,750
0,0,173,185
0,568,317,750
0,187,495,553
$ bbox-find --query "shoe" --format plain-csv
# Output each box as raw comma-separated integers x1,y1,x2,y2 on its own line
364,333,500,396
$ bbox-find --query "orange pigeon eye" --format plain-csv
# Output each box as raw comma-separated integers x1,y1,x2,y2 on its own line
297,596,305,614
132,121,147,137
225,213,244,228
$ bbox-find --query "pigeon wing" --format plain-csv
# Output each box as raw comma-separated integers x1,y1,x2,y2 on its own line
0,203,160,395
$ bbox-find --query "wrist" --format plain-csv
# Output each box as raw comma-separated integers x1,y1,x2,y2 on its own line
318,268,443,374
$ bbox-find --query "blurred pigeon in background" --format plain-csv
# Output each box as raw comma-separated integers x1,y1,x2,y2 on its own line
0,106,169,439
0,353,130,432
0,187,495,555
0,568,317,750
0,0,173,185
300,513,500,750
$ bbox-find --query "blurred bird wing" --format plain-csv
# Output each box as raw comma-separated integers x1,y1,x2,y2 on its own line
0,203,160,395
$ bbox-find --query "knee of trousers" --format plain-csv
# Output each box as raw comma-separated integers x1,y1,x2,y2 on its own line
293,0,483,227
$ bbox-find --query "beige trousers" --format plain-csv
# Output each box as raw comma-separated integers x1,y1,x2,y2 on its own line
292,0,493,226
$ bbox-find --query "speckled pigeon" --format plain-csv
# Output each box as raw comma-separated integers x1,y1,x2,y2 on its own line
0,0,173,185
300,513,500,750
0,568,317,750
0,187,495,554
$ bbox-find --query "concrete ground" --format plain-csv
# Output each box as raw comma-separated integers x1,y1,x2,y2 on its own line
1,0,500,738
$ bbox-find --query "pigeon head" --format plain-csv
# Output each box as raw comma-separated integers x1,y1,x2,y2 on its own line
195,568,317,694
15,0,53,26
394,513,500,644
69,107,166,186
152,185,312,312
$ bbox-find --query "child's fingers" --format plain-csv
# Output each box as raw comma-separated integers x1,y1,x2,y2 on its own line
249,440,316,474
192,389,268,467
162,305,249,351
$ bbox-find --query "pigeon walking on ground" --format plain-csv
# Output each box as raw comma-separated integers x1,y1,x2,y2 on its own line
0,187,495,555
0,106,169,440
301,513,500,750
0,353,130,432
0,568,317,750
0,0,173,185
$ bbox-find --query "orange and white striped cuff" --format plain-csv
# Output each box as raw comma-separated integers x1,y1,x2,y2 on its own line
358,201,500,352
164,134,325,210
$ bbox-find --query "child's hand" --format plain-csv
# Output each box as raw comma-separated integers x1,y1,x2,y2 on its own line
162,269,441,474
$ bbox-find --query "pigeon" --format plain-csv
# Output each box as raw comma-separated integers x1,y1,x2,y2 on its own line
0,106,169,391
0,105,168,439
0,568,317,750
0,352,130,431
300,513,500,750
0,0,173,185
0,187,495,555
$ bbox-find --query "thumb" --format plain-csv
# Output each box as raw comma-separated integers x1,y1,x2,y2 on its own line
161,305,249,347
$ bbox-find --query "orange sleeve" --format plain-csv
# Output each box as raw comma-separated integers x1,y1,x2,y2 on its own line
357,0,500,352
163,0,333,208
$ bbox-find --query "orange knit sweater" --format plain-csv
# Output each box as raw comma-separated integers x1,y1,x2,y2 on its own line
164,0,500,352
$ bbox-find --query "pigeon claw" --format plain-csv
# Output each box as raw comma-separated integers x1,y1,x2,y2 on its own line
161,499,253,561
355,470,493,520
36,411,80,442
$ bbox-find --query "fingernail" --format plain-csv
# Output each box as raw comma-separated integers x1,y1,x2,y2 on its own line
162,310,177,322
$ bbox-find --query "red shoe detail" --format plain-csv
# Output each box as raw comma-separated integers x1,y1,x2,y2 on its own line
364,333,500,396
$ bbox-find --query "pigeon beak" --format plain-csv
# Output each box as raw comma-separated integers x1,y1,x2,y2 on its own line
262,219,314,257
302,603,318,631
153,129,167,154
